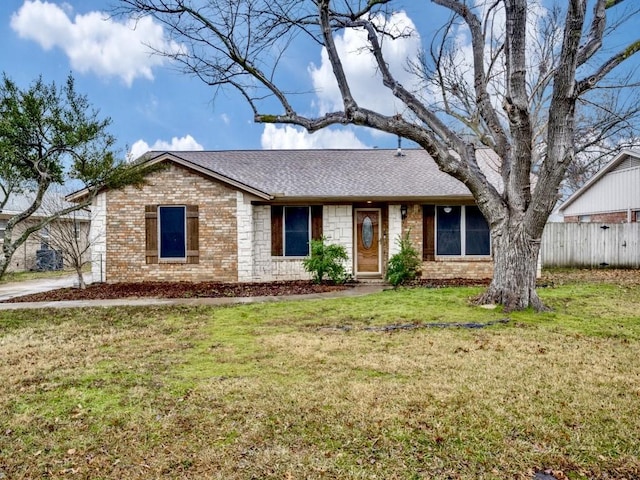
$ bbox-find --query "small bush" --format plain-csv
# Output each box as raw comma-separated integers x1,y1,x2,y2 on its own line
385,231,421,287
303,237,349,284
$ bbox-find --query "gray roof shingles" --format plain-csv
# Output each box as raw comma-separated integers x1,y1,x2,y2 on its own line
146,148,502,200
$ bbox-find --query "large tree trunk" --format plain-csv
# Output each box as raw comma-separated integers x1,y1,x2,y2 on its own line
477,218,546,312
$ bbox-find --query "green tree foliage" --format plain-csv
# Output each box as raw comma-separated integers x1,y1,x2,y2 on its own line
385,231,421,287
303,237,349,284
0,73,146,278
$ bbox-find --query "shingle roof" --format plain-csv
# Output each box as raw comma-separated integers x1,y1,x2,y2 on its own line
145,148,502,201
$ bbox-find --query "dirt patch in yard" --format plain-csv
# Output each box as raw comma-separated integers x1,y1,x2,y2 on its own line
540,268,640,286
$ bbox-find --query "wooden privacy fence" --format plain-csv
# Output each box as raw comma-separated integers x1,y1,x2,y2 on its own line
541,222,640,268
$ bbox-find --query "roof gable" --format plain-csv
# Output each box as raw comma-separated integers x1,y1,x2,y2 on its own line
559,149,640,212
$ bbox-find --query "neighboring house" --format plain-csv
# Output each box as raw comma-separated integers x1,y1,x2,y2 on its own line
559,149,640,223
71,148,503,284
0,194,91,272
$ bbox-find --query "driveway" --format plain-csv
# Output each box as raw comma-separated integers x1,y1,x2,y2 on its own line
0,273,93,302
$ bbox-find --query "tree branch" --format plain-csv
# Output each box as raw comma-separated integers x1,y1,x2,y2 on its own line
577,40,640,94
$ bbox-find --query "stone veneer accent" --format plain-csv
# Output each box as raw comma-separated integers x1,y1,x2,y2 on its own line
250,204,354,281
104,163,238,283
387,205,402,257
251,204,311,281
323,205,353,274
236,191,255,282
91,192,107,282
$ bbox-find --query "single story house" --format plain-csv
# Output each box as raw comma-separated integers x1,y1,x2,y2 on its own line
559,149,640,223
74,148,502,284
1,193,91,272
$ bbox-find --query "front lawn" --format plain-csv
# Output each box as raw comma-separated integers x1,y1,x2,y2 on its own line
1,278,639,479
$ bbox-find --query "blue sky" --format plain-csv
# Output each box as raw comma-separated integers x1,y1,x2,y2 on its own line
1,1,638,160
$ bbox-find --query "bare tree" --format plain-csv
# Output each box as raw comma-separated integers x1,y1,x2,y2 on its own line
116,0,640,310
36,193,98,289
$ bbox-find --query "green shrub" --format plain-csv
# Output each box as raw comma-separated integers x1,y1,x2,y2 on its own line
385,231,421,287
303,237,349,284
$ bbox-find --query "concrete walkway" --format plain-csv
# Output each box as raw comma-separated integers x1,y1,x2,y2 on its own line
0,278,385,310
0,273,93,302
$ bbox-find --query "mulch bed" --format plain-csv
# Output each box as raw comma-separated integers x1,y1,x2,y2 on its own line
11,269,637,304
2,277,494,303
4,280,350,303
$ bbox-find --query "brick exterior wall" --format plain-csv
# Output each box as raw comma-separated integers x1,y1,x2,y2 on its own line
564,211,631,224
403,203,423,254
104,163,239,283
100,165,494,284
420,259,493,280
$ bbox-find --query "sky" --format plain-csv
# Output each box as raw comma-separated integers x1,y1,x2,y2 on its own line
1,0,638,161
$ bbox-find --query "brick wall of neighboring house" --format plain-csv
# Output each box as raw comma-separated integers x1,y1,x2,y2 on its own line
105,163,239,283
564,211,631,224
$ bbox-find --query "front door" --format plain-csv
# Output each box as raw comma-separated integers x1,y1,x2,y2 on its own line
355,209,381,275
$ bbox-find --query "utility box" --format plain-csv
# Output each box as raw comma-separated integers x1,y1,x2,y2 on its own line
35,249,63,271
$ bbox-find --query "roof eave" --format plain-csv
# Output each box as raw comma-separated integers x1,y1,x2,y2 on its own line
147,153,273,200
253,194,475,204
559,149,640,212
66,152,275,203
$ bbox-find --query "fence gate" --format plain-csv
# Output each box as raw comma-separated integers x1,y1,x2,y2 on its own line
541,223,640,268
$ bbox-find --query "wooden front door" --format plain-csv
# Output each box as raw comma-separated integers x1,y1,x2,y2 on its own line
355,209,381,275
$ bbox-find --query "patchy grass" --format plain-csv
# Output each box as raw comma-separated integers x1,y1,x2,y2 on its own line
0,268,80,284
1,279,640,479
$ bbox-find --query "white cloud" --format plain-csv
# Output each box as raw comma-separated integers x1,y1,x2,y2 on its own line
10,0,183,86
129,135,204,160
308,11,422,116
261,124,368,149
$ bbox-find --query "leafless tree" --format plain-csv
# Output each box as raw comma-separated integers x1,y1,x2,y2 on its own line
116,0,640,310
37,193,97,289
